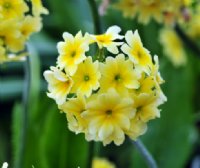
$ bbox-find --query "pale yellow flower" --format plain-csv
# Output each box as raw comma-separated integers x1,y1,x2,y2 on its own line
159,28,187,67
57,31,89,76
126,117,147,140
121,30,152,74
43,66,73,105
131,93,161,122
114,0,138,19
59,95,87,134
71,57,101,97
31,0,49,16
93,25,123,54
137,0,164,24
0,0,28,19
82,89,135,146
92,158,116,168
19,16,42,39
100,54,140,95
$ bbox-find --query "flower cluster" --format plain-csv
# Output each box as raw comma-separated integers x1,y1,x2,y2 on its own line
0,0,48,63
113,0,193,25
111,0,200,67
44,25,167,146
159,3,200,67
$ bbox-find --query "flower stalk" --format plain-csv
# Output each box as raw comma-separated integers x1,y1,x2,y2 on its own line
131,139,158,168
17,56,31,168
88,0,102,34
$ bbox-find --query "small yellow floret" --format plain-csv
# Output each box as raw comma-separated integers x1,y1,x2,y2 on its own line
43,66,73,105
100,54,140,95
93,25,123,54
59,95,87,134
57,31,89,75
121,30,152,74
71,56,101,97
83,89,135,146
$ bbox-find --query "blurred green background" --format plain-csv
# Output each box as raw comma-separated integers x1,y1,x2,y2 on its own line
0,0,200,168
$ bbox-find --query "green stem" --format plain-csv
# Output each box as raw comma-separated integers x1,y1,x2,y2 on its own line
131,139,158,168
174,24,200,58
88,0,102,34
17,56,31,168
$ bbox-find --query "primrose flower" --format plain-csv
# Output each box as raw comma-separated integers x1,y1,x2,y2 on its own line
131,93,161,122
100,54,140,95
43,66,73,105
126,117,147,140
0,0,28,19
137,0,164,24
31,0,49,16
83,89,135,146
44,25,167,146
59,95,87,134
71,56,101,97
114,0,138,19
92,158,116,168
121,30,152,73
93,25,123,54
57,31,89,75
0,0,48,64
159,28,187,67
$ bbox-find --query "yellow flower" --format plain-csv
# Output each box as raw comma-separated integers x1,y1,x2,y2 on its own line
31,0,49,16
93,25,123,54
71,56,101,97
82,89,135,146
19,16,42,39
0,0,28,19
92,158,116,168
100,54,140,95
59,95,87,134
125,117,147,140
113,0,138,19
43,66,73,105
137,0,164,24
131,93,161,122
57,31,89,76
121,30,152,74
159,28,187,67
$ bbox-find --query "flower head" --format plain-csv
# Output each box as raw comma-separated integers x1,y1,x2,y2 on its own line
93,25,123,54
43,66,73,105
57,31,89,75
121,30,152,73
83,89,135,146
71,56,101,97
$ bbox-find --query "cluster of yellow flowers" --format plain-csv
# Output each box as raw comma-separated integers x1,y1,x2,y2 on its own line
111,0,200,67
113,0,192,25
159,3,200,67
44,25,167,146
0,0,48,63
